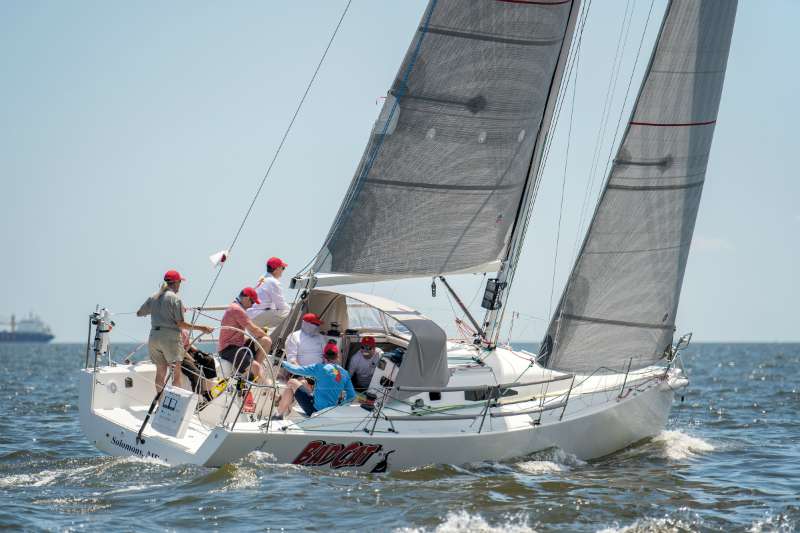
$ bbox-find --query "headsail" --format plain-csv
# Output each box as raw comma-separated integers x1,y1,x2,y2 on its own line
305,0,582,287
541,0,737,373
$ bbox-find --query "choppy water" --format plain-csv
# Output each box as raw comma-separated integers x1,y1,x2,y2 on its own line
0,343,797,532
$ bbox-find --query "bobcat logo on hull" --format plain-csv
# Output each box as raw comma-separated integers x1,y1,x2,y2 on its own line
292,440,387,469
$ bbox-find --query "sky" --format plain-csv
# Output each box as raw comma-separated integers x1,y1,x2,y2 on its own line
1,0,797,343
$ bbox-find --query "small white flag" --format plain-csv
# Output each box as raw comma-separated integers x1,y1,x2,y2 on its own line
209,250,228,267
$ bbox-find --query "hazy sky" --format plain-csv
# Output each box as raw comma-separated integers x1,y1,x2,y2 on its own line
1,1,797,343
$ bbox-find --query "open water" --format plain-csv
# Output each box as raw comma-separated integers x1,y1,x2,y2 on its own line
0,342,797,532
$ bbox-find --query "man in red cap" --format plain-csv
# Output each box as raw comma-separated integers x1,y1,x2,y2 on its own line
248,257,290,332
347,335,383,392
137,270,214,393
284,313,326,366
218,287,273,382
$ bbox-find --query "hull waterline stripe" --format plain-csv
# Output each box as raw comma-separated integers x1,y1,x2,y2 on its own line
561,313,675,331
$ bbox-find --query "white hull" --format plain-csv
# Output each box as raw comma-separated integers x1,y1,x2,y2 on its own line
79,370,269,467
79,349,686,472
262,368,681,472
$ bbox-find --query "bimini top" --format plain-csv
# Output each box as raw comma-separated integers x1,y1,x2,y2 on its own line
295,290,449,395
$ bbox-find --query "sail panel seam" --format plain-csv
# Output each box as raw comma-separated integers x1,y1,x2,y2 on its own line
612,170,707,181
650,68,725,75
584,243,684,255
421,26,562,46
365,178,523,192
630,119,716,127
607,181,704,191
561,313,674,331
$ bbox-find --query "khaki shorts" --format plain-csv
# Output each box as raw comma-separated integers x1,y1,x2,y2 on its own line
148,329,184,366
251,308,290,331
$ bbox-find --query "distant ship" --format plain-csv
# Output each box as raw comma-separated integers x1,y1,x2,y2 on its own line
0,313,54,343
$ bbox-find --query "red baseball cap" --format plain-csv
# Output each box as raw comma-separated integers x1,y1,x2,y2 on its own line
302,313,322,326
240,287,261,304
164,270,186,282
266,257,288,270
360,336,376,348
323,341,339,358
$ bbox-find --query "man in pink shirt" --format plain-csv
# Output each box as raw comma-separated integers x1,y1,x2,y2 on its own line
219,287,272,382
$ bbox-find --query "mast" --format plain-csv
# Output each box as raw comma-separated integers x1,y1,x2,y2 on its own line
541,0,738,373
481,0,583,345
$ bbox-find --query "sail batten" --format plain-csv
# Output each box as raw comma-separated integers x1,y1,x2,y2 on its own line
310,0,581,282
541,0,738,373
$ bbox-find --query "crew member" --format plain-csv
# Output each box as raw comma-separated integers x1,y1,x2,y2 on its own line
218,287,273,382
284,313,326,366
137,270,214,393
248,257,290,332
347,336,382,392
274,342,356,418
179,329,216,399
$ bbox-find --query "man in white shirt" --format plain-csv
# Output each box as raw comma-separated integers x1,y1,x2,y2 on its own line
347,336,383,392
284,313,326,366
248,257,290,331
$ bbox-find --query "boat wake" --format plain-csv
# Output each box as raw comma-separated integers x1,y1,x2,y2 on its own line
596,507,797,533
652,430,714,460
394,510,535,533
0,455,168,489
515,447,587,475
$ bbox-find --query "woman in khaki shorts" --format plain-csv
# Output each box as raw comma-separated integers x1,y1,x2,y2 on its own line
137,270,213,392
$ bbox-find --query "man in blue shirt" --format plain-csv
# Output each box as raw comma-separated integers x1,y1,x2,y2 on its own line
275,341,356,418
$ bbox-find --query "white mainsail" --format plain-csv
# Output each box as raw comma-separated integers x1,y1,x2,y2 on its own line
305,0,582,286
541,0,738,373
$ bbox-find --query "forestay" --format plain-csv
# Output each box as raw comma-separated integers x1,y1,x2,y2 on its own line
309,0,581,284
542,0,738,373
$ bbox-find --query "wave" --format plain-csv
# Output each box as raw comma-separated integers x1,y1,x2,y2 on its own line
596,508,797,533
652,430,714,460
516,447,587,474
596,516,702,533
394,511,536,533
748,509,798,533
0,455,170,489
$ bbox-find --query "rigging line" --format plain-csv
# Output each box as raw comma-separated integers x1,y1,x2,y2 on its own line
553,0,658,350
575,0,635,258
548,43,580,319
482,0,587,346
297,0,440,277
488,0,590,345
505,0,590,271
467,272,487,309
549,1,655,363
196,0,353,311
435,0,589,277
599,0,657,189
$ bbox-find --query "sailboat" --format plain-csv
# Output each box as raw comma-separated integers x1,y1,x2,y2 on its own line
79,0,737,472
